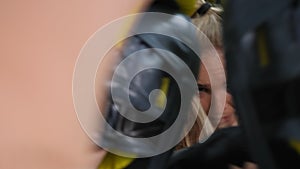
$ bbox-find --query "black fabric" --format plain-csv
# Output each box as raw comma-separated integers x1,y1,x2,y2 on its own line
223,1,300,169
167,127,252,169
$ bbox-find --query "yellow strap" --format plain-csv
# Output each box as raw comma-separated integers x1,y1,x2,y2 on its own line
175,0,199,16
98,2,166,169
98,153,134,169
116,1,151,48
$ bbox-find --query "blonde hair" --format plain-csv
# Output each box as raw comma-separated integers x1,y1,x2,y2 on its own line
176,0,223,150
192,0,223,47
176,96,214,149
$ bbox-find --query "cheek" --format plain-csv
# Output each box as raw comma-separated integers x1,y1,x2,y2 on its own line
224,104,235,115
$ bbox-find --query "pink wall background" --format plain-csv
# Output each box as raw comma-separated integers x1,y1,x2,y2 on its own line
0,1,150,168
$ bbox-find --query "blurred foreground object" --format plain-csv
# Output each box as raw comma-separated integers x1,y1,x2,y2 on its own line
224,0,300,168
99,0,201,169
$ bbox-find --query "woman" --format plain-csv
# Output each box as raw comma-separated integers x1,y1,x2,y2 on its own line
193,0,238,129
177,0,238,149
177,1,258,169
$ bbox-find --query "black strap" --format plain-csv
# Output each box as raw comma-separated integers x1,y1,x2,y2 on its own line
197,2,212,16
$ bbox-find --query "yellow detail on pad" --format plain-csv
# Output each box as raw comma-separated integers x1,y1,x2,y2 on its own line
290,139,300,154
156,77,170,109
257,28,270,67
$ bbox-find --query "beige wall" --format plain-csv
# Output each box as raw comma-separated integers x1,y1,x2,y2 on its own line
0,1,150,168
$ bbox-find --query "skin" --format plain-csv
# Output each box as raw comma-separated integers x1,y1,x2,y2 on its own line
197,47,238,129
0,0,151,168
198,47,258,169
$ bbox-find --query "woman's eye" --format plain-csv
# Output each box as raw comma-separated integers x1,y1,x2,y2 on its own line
197,84,211,93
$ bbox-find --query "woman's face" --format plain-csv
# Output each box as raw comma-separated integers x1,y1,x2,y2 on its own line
197,47,238,128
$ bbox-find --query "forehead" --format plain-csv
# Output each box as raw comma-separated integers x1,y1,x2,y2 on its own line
198,46,225,84
201,46,224,64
